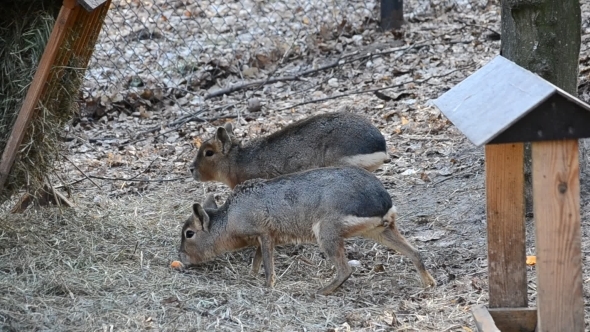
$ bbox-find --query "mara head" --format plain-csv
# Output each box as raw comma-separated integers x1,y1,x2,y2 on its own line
178,195,219,266
189,123,235,183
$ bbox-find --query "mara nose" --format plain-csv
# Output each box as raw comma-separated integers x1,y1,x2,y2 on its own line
189,166,195,174
179,251,190,266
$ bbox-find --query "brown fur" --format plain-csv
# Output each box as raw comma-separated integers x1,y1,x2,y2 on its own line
189,112,389,188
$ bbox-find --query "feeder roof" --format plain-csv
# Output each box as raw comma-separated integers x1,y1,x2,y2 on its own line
78,0,107,11
433,55,590,146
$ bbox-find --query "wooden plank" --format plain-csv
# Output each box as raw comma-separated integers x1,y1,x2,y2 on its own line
488,308,537,332
80,0,111,64
485,143,528,308
0,0,80,192
77,0,107,12
471,305,501,332
532,139,584,332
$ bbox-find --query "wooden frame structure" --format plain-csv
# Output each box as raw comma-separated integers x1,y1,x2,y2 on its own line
434,55,587,332
0,0,111,203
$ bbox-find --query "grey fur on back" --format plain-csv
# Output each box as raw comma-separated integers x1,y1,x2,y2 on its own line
180,165,436,293
236,112,386,174
211,166,392,233
190,112,388,188
254,112,386,156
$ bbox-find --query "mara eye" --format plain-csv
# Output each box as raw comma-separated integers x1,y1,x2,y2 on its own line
185,230,195,238
204,150,214,157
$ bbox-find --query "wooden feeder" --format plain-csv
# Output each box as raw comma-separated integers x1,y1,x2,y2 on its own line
433,55,588,332
0,0,110,209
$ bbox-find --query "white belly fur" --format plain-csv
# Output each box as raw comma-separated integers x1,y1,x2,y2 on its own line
341,152,388,171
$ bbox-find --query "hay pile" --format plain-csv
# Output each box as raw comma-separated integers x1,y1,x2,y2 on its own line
0,0,82,204
0,180,486,331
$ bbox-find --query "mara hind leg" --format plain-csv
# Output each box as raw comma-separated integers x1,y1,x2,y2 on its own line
313,221,352,295
364,210,436,287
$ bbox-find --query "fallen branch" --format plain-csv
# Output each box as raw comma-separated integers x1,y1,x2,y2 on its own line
119,113,238,147
87,175,190,182
273,68,462,112
135,109,207,137
87,156,186,183
61,154,102,190
127,157,159,181
204,41,437,100
54,177,89,189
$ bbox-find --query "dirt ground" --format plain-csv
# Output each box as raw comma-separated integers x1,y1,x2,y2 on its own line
3,0,590,331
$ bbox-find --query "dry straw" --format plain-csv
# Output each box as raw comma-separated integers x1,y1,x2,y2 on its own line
0,0,82,204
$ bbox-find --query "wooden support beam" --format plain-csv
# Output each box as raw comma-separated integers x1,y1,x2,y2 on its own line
532,139,584,332
488,308,537,332
484,143,528,308
472,305,501,332
0,0,80,192
79,1,112,63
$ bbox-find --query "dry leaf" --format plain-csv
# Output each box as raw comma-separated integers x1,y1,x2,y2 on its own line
139,106,151,119
401,116,409,125
106,153,124,167
193,137,202,148
242,67,259,78
526,255,536,266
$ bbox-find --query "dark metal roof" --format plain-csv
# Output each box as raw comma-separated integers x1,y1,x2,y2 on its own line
433,55,590,146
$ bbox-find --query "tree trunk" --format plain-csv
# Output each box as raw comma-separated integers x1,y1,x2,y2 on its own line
500,0,582,213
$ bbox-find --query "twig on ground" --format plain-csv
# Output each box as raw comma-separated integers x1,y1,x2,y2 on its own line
129,103,235,141
61,154,102,190
53,177,89,189
431,165,479,186
127,157,159,181
204,41,438,100
400,135,451,141
88,156,187,182
120,113,237,147
135,109,207,137
88,175,190,182
274,68,461,112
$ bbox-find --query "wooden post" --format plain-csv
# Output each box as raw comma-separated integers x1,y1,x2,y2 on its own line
0,0,79,191
380,0,403,31
484,143,528,308
532,139,584,331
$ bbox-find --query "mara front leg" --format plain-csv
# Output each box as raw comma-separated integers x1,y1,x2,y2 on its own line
251,246,262,276
258,235,276,288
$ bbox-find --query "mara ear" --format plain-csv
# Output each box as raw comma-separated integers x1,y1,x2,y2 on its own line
192,203,210,232
215,127,232,154
223,122,234,136
202,194,218,210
